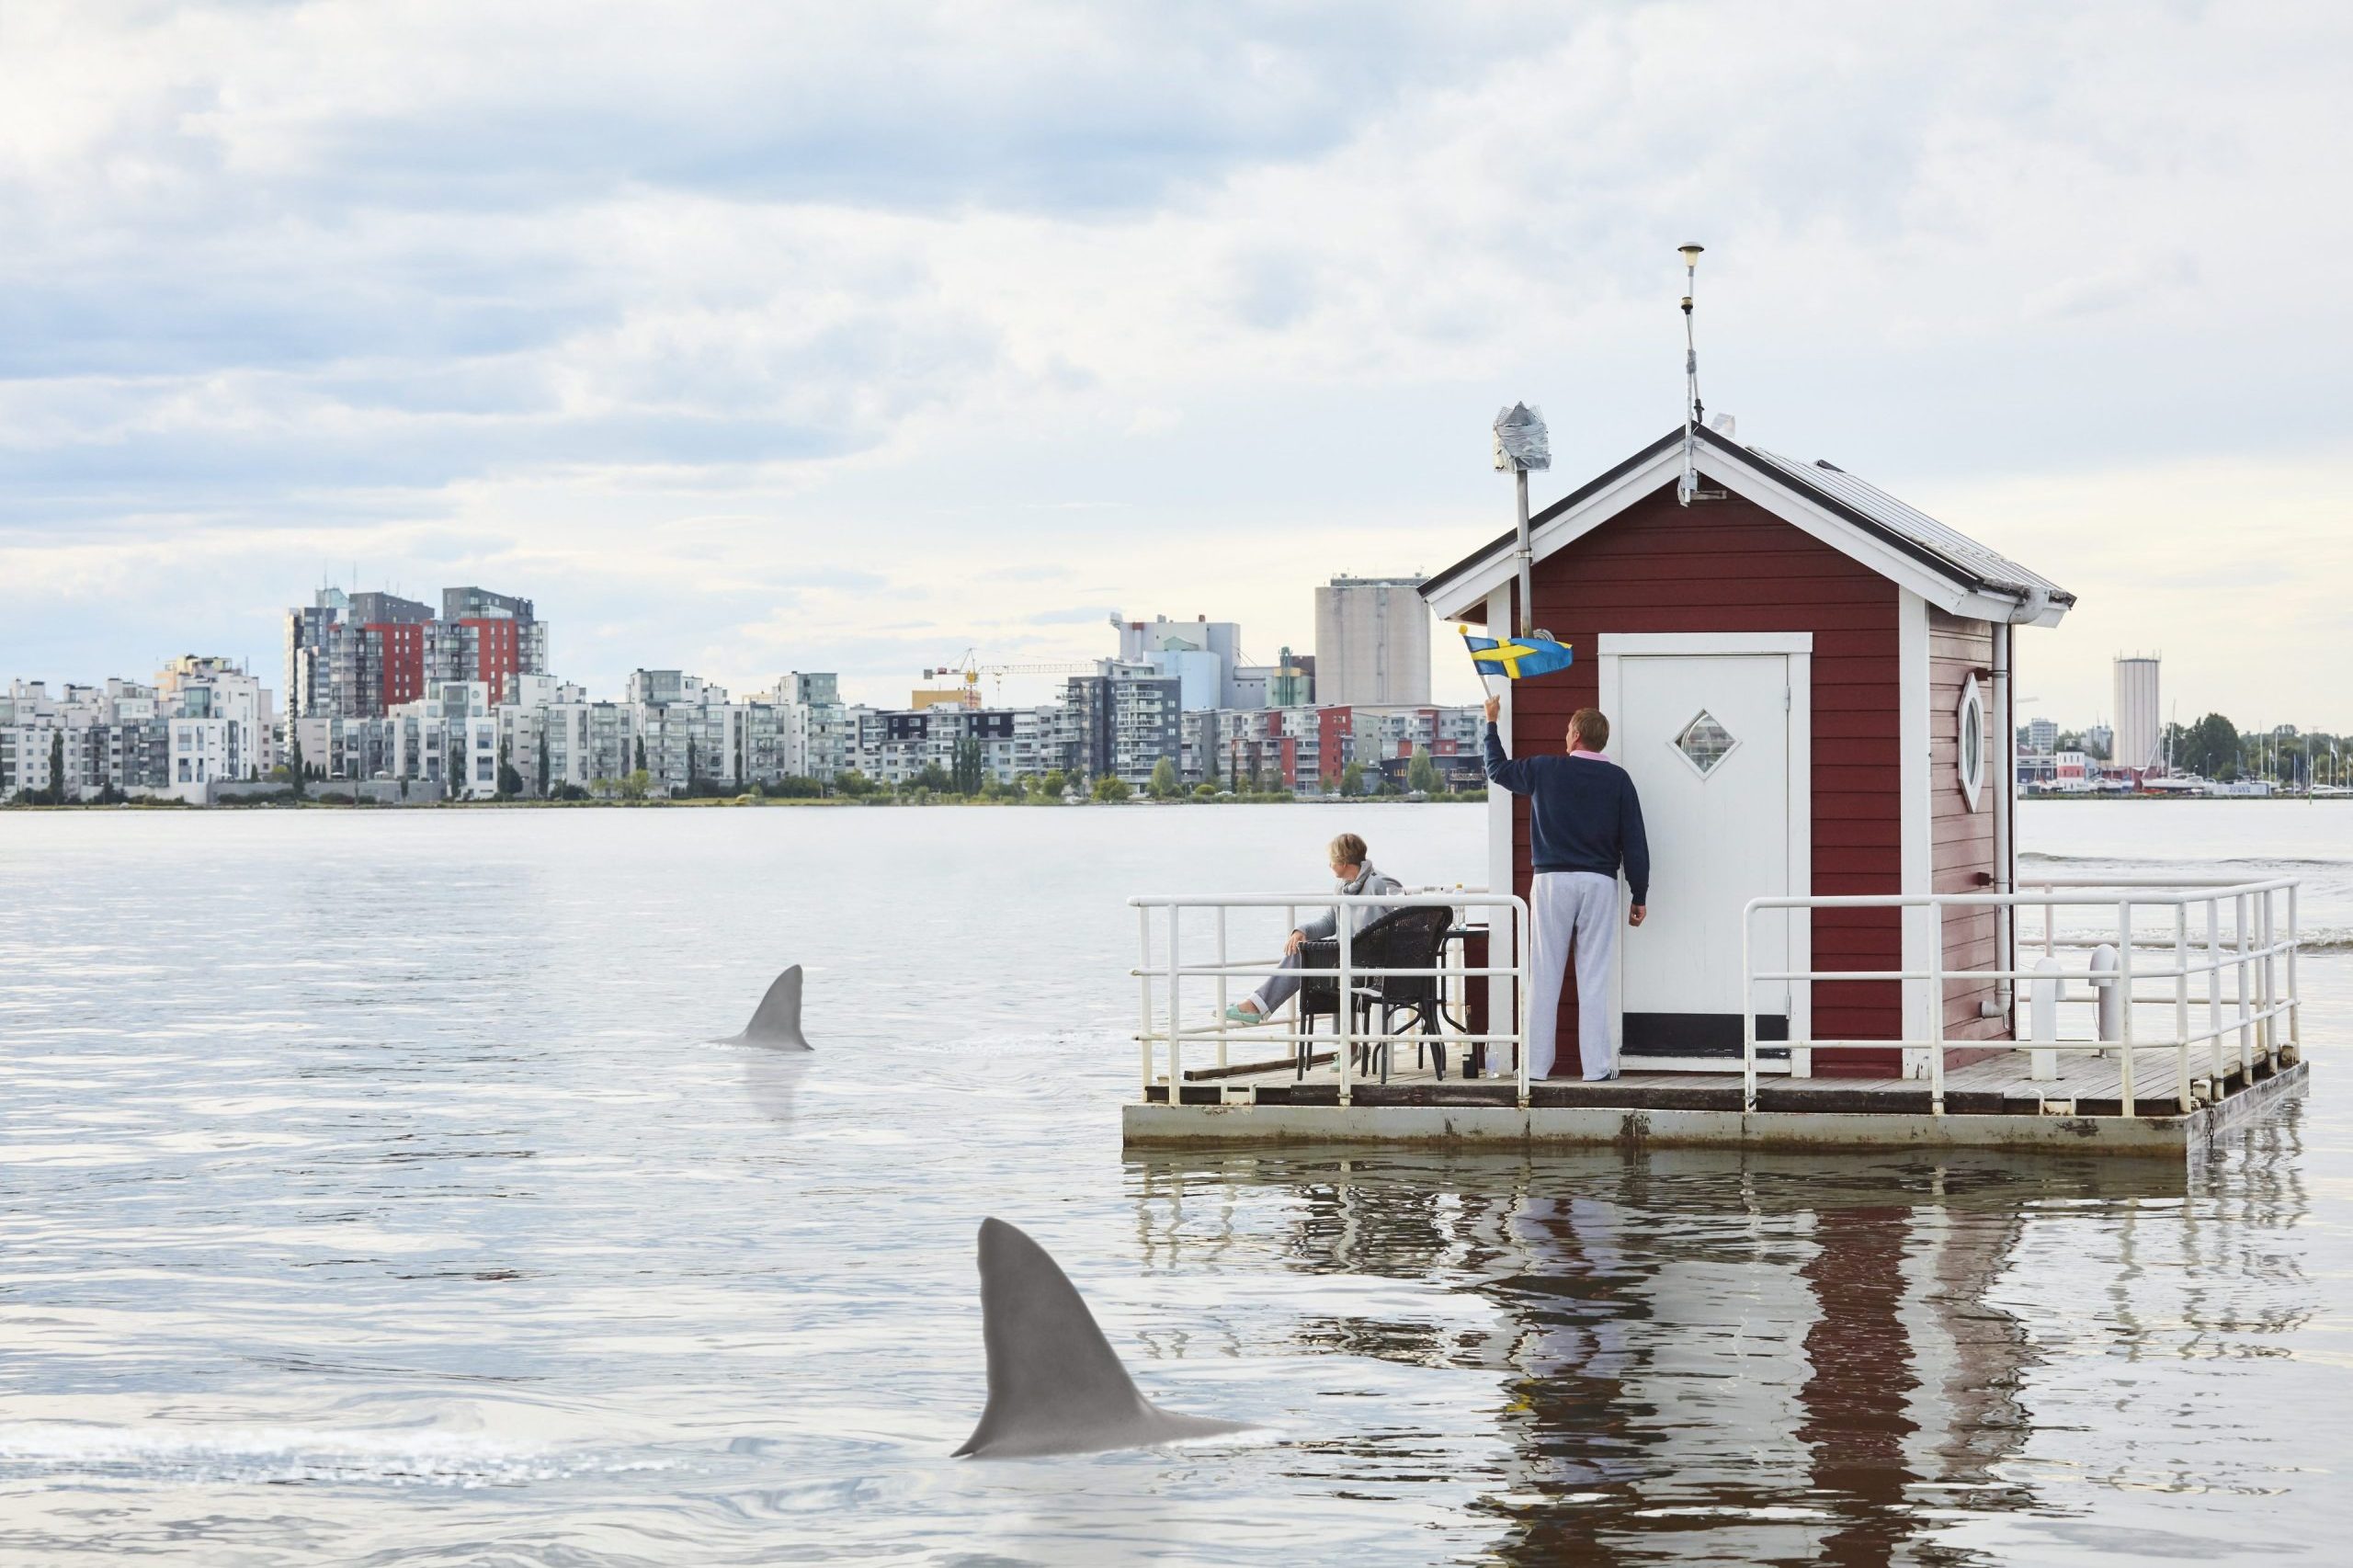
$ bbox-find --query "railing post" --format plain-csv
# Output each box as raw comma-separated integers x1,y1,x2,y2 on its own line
2207,897,2223,1087
2117,901,2135,1118
1165,905,1183,1096
2174,903,2192,1111
1515,897,1531,1109
1336,904,1354,1108
1214,905,1230,1070
1742,905,1757,1114
2236,892,2254,1077
1138,906,1154,1096
2259,888,2278,1065
2287,882,2302,1056
1927,901,1945,1116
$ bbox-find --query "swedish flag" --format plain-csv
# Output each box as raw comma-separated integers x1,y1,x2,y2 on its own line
1457,625,1574,682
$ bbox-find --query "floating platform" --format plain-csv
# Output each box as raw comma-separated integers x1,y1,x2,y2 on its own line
1124,1047,2307,1160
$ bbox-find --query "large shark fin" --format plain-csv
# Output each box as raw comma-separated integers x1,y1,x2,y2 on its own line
952,1217,1247,1459
728,965,812,1050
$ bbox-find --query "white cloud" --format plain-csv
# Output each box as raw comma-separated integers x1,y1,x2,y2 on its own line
1,1,2347,726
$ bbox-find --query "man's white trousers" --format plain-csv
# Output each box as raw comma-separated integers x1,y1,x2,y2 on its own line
1526,870,1620,1080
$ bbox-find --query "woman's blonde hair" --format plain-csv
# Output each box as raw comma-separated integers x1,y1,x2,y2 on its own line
1328,832,1370,869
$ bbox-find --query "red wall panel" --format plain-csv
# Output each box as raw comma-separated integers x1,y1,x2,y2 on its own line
1505,482,1906,1074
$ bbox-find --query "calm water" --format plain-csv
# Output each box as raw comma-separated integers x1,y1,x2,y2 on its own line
0,801,2347,1565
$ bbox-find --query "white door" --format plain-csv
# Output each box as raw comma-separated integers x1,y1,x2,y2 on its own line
1610,652,1798,1069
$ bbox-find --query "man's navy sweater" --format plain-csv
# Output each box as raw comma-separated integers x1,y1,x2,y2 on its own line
1483,723,1651,903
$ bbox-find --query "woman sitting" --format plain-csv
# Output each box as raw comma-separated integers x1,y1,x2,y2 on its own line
1224,832,1401,1023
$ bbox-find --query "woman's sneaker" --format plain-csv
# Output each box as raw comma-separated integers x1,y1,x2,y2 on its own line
1223,1005,1265,1024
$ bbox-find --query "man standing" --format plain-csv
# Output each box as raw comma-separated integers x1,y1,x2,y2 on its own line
1483,695,1650,1081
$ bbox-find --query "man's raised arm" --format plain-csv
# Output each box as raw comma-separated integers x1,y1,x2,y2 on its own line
1482,694,1535,794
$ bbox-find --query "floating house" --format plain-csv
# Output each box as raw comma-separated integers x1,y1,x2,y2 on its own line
1420,423,2066,1080
1126,424,2306,1157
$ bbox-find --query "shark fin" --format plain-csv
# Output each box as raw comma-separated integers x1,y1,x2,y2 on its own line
952,1217,1247,1458
727,964,812,1050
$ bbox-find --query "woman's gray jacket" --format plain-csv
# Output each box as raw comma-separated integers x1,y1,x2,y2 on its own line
1295,863,1404,941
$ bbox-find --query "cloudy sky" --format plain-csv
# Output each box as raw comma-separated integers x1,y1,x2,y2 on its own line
2,1,2346,725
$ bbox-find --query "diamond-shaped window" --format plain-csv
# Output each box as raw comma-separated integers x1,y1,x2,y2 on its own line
1674,710,1737,777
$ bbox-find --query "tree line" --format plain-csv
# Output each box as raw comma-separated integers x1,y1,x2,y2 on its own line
2144,716,2350,784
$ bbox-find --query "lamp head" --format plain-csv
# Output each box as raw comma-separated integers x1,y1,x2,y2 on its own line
1678,243,1704,270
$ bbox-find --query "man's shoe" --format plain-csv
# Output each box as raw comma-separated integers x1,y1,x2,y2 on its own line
1223,1005,1265,1024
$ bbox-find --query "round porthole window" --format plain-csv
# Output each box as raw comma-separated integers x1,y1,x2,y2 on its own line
1957,674,1987,812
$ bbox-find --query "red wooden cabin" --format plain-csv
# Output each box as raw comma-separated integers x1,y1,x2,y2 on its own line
1420,425,2074,1077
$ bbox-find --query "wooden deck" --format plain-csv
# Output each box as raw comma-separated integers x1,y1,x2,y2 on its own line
1127,1042,2308,1158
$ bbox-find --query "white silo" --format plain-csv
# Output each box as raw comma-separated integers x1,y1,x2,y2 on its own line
2112,655,2162,773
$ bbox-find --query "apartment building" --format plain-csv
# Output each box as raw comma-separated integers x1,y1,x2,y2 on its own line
627,669,730,795
773,672,852,782
1064,663,1181,787
852,703,1063,787
286,584,550,720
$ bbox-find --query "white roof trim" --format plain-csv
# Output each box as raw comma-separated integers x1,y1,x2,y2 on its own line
1423,444,1685,619
1422,440,2065,627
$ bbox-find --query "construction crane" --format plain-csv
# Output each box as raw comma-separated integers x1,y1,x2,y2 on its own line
921,650,1097,709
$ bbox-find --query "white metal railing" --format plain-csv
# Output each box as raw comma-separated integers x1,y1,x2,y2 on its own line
1741,878,2302,1116
1130,890,1532,1107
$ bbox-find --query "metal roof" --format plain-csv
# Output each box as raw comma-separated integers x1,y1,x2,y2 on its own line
1740,440,2074,607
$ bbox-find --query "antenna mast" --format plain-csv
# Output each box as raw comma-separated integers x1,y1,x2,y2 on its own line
1677,243,1705,506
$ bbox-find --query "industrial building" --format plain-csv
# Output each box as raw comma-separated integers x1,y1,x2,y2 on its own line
1313,575,1432,707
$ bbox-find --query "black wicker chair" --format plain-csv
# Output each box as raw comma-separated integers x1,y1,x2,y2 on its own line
1297,904,1459,1082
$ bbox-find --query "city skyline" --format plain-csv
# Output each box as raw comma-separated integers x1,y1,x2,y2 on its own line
2,5,2347,724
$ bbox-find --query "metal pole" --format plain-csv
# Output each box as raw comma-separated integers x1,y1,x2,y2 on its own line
1927,907,1946,1116
1165,906,1182,1097
2174,903,2191,1111
2260,890,2277,1063
1677,244,1703,507
1138,907,1154,1096
2236,892,2254,1076
1514,468,1534,638
1337,907,1354,1108
1742,908,1757,1113
2206,896,2222,1087
1993,622,2017,1021
2118,901,2135,1118
1214,905,1230,1070
1517,897,1531,1108
2288,882,2302,1055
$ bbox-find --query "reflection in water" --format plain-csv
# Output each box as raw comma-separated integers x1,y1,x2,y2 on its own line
1126,1147,2277,1565
740,1049,811,1126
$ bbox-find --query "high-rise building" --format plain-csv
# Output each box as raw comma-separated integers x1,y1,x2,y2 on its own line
284,584,551,720
440,586,548,706
774,672,851,781
2112,655,2161,773
1065,664,1181,786
1314,576,1431,707
2020,716,2058,755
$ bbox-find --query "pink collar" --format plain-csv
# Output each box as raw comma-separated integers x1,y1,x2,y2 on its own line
1570,747,1610,761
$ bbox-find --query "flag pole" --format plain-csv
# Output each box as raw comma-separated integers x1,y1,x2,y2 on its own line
1514,466,1533,638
